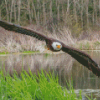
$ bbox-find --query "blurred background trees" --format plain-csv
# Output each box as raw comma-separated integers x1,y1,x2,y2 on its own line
0,0,100,37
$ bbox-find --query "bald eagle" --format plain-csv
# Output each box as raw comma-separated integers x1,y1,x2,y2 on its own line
0,20,100,77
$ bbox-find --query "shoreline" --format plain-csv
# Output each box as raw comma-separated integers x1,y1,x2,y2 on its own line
0,49,100,56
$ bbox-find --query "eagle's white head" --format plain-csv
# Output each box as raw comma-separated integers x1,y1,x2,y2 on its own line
52,42,62,51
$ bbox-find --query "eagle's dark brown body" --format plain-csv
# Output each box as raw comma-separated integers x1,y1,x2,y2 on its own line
0,20,100,77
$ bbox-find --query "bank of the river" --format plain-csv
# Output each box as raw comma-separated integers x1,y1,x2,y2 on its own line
0,51,39,55
0,40,100,55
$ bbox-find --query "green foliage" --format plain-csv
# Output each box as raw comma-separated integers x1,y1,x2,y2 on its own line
22,51,36,54
78,41,91,50
84,42,90,50
79,43,83,50
0,51,39,55
94,41,100,46
44,53,50,58
71,22,83,37
0,52,9,55
0,70,83,100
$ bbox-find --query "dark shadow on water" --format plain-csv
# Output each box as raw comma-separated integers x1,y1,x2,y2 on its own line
0,51,100,99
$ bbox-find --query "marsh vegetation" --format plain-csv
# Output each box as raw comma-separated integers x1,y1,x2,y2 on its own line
1,69,83,100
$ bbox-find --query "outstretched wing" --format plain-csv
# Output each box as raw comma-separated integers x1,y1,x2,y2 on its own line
62,43,100,77
1,20,100,77
0,20,48,41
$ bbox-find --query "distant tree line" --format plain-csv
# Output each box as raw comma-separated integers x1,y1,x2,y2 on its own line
0,0,100,32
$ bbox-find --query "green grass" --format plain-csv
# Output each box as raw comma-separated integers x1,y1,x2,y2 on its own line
94,41,100,46
0,70,83,100
0,51,39,55
0,52,9,55
21,51,38,54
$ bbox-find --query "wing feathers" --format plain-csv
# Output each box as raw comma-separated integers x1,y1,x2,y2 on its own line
62,44,100,77
0,20,48,41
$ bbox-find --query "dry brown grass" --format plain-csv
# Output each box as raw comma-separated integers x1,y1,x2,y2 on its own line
0,25,76,53
0,25,100,53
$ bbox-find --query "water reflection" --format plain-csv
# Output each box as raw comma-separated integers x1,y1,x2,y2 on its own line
0,51,100,99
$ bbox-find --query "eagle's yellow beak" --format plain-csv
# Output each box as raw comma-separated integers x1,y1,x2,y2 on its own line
57,45,61,49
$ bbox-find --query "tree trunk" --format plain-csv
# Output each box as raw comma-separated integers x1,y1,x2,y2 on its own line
14,0,16,22
27,0,32,24
18,0,21,24
37,0,40,26
32,2,38,25
50,1,52,19
0,9,1,20
81,0,83,28
5,0,9,21
43,0,46,26
73,0,77,23
86,0,89,27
